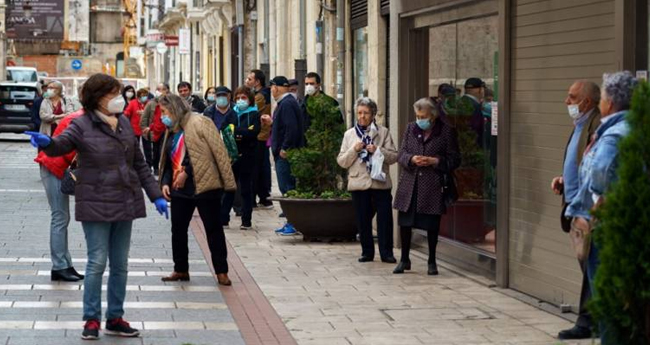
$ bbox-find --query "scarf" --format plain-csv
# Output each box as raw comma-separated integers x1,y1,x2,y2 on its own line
95,110,118,132
354,122,375,171
171,131,186,183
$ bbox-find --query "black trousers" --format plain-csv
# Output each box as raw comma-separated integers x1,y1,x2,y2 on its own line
576,258,593,329
252,142,272,203
399,215,441,264
170,194,228,274
221,162,254,223
152,139,162,173
351,189,394,259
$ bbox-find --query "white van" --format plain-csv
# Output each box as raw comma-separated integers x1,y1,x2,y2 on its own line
6,67,39,83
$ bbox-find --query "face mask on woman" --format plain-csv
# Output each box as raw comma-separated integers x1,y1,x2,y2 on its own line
216,96,229,108
125,91,135,99
107,95,126,114
236,99,249,111
161,115,173,128
416,118,431,131
139,96,148,103
43,91,53,99
206,94,216,102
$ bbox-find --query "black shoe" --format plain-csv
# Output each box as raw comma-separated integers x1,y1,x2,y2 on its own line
240,221,252,230
558,325,591,340
105,318,140,337
51,268,81,282
358,256,373,262
427,262,439,276
381,256,397,264
69,267,84,280
393,260,411,274
259,200,274,209
81,319,100,340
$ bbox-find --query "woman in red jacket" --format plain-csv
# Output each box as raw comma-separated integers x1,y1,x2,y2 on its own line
123,88,149,139
34,109,85,282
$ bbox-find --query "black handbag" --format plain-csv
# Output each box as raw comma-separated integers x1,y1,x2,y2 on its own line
60,156,77,196
442,171,459,208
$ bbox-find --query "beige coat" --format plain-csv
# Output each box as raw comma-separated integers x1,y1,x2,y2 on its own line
39,97,75,136
159,113,237,194
337,124,398,191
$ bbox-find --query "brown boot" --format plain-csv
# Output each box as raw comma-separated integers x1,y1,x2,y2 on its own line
161,271,190,282
216,273,231,286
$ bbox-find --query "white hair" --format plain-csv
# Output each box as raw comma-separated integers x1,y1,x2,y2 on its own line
602,71,638,111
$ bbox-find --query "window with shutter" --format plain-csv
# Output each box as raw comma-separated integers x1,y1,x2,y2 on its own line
350,0,368,30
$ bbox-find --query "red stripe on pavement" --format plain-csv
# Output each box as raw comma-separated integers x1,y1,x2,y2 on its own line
190,216,298,345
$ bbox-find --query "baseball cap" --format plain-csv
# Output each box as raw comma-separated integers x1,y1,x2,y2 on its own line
288,79,299,86
215,86,231,95
464,78,485,89
270,76,290,87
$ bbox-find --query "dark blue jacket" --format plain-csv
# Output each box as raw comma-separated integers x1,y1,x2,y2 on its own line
31,96,44,129
271,94,305,157
204,104,237,131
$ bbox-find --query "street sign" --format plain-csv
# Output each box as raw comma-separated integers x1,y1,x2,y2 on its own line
156,42,168,55
179,28,190,55
71,59,83,70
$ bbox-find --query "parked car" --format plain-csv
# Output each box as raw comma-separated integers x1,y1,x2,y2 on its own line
6,67,39,84
0,82,38,133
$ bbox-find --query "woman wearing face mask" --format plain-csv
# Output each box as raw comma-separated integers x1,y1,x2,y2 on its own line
39,81,75,136
122,85,136,109
220,86,261,229
392,97,460,276
25,73,169,340
337,97,398,264
123,88,150,141
204,87,217,107
203,86,237,131
157,94,236,285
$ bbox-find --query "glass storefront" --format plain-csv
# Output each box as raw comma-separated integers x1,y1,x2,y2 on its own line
353,27,369,101
428,15,499,254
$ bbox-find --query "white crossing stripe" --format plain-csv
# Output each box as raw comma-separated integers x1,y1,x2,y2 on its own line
0,321,238,330
0,257,205,264
0,284,220,292
33,270,214,277
0,301,226,309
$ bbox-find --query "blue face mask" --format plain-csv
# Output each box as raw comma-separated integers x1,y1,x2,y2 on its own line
236,99,249,111
161,115,173,128
139,96,148,103
216,96,229,108
207,94,216,102
482,102,492,118
416,119,431,131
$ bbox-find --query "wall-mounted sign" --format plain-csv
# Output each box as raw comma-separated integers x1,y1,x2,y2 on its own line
67,0,89,42
71,59,83,70
6,0,65,40
636,70,648,82
164,35,179,47
179,28,190,55
156,42,168,55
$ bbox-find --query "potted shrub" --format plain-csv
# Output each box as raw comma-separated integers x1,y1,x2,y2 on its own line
277,94,355,241
590,81,650,343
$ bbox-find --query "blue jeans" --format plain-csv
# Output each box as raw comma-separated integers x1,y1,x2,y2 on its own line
274,157,296,195
587,237,609,343
82,221,132,321
40,166,72,271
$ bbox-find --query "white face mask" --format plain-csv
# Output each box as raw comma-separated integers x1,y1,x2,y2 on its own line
125,91,134,99
154,90,162,98
305,85,317,96
567,103,581,120
107,95,126,114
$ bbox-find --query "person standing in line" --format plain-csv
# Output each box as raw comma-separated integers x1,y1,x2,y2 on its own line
302,72,343,131
204,86,237,131
39,81,75,136
157,94,236,286
270,76,305,235
204,87,218,108
31,81,49,131
245,69,274,208
177,81,206,114
337,97,398,264
122,85,136,110
550,80,602,340
123,88,150,142
393,98,460,276
34,108,86,282
25,73,168,340
141,83,170,175
220,86,261,230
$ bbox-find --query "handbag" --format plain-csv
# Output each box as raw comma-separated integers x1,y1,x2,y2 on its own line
442,170,459,208
570,217,592,262
60,156,78,196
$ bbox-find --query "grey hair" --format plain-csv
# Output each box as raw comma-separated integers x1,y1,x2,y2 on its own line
602,71,638,111
413,97,438,116
157,94,192,130
355,97,378,116
49,80,64,95
575,80,601,104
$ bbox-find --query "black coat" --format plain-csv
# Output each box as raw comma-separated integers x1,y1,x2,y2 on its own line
204,104,237,131
271,95,305,157
43,111,162,222
233,110,261,170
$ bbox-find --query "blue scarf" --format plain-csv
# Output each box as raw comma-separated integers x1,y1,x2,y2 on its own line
354,123,374,171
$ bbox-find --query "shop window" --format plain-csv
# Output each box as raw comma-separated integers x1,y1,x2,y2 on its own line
428,15,499,254
353,27,368,101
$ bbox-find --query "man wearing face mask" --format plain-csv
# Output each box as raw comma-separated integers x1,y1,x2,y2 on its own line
141,83,170,175
302,72,343,131
550,80,601,341
204,86,237,131
177,81,206,114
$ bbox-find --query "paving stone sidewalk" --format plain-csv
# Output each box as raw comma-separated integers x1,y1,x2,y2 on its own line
0,136,244,345
227,206,598,345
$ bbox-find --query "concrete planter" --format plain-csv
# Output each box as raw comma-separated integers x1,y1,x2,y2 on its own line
274,197,357,242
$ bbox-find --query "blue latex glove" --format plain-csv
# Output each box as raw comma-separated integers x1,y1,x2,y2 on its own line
154,197,169,219
24,131,51,148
